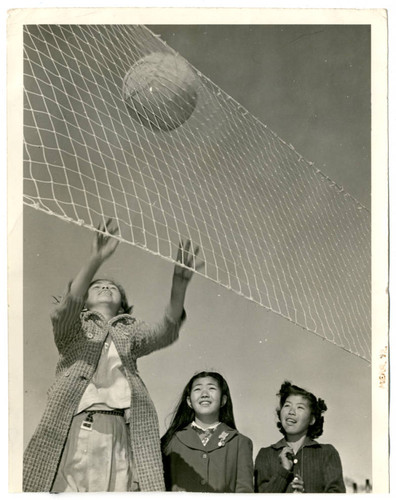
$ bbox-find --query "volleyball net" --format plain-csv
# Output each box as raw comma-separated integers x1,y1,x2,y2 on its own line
23,25,371,362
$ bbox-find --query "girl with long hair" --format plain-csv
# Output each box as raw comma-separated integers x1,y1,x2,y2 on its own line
161,371,253,492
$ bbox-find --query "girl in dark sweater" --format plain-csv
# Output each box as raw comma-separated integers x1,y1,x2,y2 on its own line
255,381,346,493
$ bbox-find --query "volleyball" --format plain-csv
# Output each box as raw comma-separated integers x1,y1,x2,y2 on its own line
122,52,199,132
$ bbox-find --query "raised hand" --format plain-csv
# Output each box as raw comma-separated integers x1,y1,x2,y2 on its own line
69,219,119,298
91,218,120,262
279,447,294,471
168,239,204,321
173,239,204,283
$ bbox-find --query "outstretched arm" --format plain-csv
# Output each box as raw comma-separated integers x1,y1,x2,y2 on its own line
132,239,204,358
51,219,120,349
167,239,204,321
69,219,119,298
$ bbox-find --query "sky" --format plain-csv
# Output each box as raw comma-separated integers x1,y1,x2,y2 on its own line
3,4,392,497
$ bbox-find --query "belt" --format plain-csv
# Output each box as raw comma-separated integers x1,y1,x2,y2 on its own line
81,409,125,430
84,409,125,417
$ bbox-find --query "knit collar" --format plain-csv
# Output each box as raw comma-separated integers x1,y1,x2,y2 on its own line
272,436,319,450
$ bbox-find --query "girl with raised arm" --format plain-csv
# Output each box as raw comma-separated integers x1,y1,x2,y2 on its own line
23,219,202,492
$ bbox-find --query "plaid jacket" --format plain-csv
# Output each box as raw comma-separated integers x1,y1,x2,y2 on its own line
23,287,184,492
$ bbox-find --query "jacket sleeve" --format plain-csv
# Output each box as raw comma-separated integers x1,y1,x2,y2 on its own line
131,308,186,358
161,440,170,491
235,435,254,493
254,448,293,493
323,445,346,493
50,282,85,351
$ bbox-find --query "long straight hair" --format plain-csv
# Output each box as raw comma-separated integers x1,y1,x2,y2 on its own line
161,371,236,451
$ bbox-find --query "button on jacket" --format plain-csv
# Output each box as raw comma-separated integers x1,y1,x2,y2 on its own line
254,437,346,493
23,287,185,492
162,423,254,492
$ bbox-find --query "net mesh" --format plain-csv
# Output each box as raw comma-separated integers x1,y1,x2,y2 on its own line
23,25,371,362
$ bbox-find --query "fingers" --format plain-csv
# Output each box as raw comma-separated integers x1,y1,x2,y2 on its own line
107,219,119,236
291,476,304,493
184,239,191,255
177,240,192,262
96,218,119,239
280,446,293,457
177,239,204,271
93,219,120,258
176,241,183,263
279,447,294,471
195,261,205,272
103,218,119,235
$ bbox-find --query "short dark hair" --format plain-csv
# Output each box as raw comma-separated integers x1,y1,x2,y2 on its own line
88,279,133,314
53,279,133,315
276,381,327,439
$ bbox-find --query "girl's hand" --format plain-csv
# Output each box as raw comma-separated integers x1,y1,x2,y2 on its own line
291,474,305,493
167,239,204,321
173,239,204,284
279,447,294,471
69,219,119,299
91,218,120,262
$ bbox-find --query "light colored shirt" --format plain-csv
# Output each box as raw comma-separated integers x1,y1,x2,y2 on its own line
191,421,221,446
76,335,131,414
191,421,221,432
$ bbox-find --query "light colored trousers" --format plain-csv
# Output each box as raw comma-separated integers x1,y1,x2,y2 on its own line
51,412,138,492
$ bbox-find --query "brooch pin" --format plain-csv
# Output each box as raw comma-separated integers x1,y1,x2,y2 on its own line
218,431,229,447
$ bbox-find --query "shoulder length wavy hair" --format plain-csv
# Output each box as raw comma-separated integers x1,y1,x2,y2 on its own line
276,381,328,439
